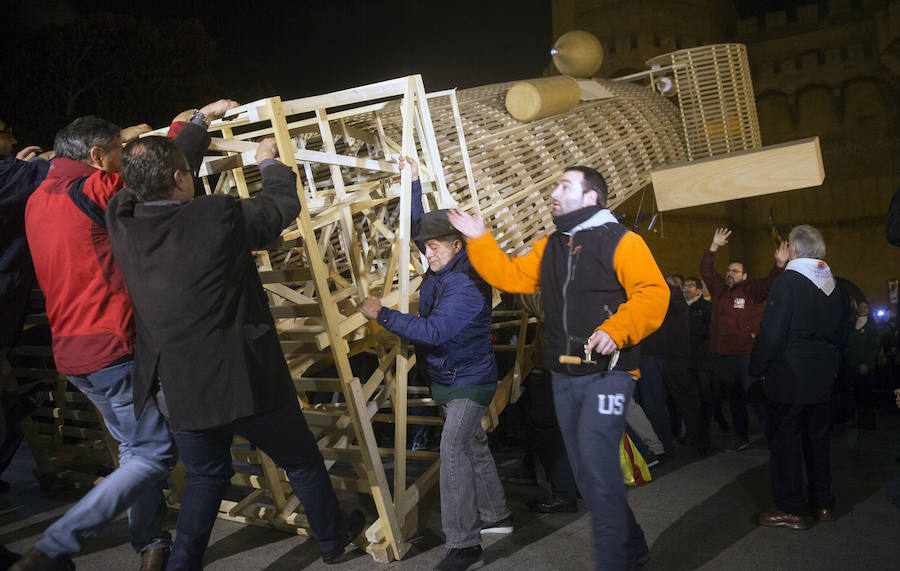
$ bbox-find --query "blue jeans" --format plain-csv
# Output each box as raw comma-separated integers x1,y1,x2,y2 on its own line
168,403,347,571
553,371,648,571
37,359,175,558
440,398,509,549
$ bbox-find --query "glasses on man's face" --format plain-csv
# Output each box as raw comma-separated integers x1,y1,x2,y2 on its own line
0,125,12,136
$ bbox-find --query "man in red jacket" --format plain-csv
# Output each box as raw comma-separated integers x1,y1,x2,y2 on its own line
18,100,234,571
700,228,788,452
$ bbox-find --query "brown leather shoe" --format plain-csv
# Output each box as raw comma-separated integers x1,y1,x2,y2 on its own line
756,508,809,530
139,547,170,571
9,547,75,571
815,508,835,522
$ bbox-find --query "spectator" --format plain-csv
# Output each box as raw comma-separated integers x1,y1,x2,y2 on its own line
683,276,716,455
517,292,579,514
840,301,881,429
750,224,849,530
700,228,788,451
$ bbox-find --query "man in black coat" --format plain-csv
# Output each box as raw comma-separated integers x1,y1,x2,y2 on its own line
107,136,362,569
749,224,849,530
683,276,717,454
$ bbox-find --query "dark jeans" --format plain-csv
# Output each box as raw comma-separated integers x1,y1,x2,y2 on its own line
169,404,347,570
691,368,715,445
553,371,648,570
715,354,771,443
636,355,674,452
524,368,577,502
769,401,834,515
664,358,701,444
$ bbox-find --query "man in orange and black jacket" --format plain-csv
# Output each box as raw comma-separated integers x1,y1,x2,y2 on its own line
449,166,669,571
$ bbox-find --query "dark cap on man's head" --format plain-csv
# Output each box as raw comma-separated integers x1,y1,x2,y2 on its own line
414,209,460,242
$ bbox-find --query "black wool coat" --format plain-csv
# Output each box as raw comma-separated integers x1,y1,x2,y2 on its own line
749,268,850,404
107,162,300,431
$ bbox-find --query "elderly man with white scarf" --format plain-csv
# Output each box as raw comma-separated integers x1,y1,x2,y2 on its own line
749,224,850,530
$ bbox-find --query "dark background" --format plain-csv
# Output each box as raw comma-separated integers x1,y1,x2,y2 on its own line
1,0,802,147
1,0,553,146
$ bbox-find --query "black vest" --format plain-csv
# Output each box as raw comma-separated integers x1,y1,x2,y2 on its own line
540,221,640,375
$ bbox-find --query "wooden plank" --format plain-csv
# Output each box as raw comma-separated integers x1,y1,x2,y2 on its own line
650,137,824,211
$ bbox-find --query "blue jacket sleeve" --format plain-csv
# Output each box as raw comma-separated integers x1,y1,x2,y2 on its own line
0,156,49,210
410,178,425,253
376,273,484,347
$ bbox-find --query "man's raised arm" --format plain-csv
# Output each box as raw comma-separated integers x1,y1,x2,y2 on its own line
448,208,543,293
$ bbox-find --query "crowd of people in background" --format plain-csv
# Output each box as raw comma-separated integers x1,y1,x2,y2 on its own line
2,105,900,571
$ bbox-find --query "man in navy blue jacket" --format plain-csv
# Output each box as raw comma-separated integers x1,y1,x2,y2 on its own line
0,123,50,569
357,157,511,571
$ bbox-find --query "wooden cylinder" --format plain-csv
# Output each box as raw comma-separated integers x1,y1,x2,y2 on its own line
552,30,604,78
505,76,581,122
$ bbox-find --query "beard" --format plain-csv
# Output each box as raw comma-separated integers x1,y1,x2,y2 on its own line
725,275,735,287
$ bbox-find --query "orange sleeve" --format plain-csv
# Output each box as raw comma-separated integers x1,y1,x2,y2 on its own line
465,233,546,293
597,232,669,349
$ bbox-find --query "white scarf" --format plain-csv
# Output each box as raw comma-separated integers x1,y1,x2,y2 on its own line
786,257,835,295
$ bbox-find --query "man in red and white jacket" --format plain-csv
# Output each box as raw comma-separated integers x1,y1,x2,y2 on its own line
18,99,235,571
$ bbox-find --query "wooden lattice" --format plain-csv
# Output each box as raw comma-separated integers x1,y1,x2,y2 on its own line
646,44,762,161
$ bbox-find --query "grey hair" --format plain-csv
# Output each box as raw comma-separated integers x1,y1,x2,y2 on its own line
54,116,121,161
788,224,826,259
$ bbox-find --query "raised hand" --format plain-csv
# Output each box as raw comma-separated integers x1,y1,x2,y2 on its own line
710,227,731,252
15,145,42,161
397,155,419,181
447,207,486,239
775,241,790,267
199,99,240,122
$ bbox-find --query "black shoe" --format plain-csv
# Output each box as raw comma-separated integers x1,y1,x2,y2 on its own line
480,514,514,534
139,547,170,571
724,438,749,452
322,510,366,564
628,548,650,570
645,452,665,468
9,548,74,571
526,495,577,514
434,545,483,571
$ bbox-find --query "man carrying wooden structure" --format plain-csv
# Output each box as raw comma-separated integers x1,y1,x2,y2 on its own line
356,156,511,571
107,131,365,568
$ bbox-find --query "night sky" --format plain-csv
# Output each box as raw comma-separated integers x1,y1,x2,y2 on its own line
10,0,553,101
3,0,804,143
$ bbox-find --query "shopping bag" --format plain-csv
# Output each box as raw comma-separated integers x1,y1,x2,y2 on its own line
620,432,651,485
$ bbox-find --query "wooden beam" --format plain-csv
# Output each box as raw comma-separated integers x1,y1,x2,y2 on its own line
650,137,824,211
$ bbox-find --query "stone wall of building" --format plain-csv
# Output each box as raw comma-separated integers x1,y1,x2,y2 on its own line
563,0,900,306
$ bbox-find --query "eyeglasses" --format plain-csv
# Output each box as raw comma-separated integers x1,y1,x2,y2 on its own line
0,125,12,136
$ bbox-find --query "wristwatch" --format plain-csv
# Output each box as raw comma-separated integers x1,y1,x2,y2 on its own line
190,110,209,126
